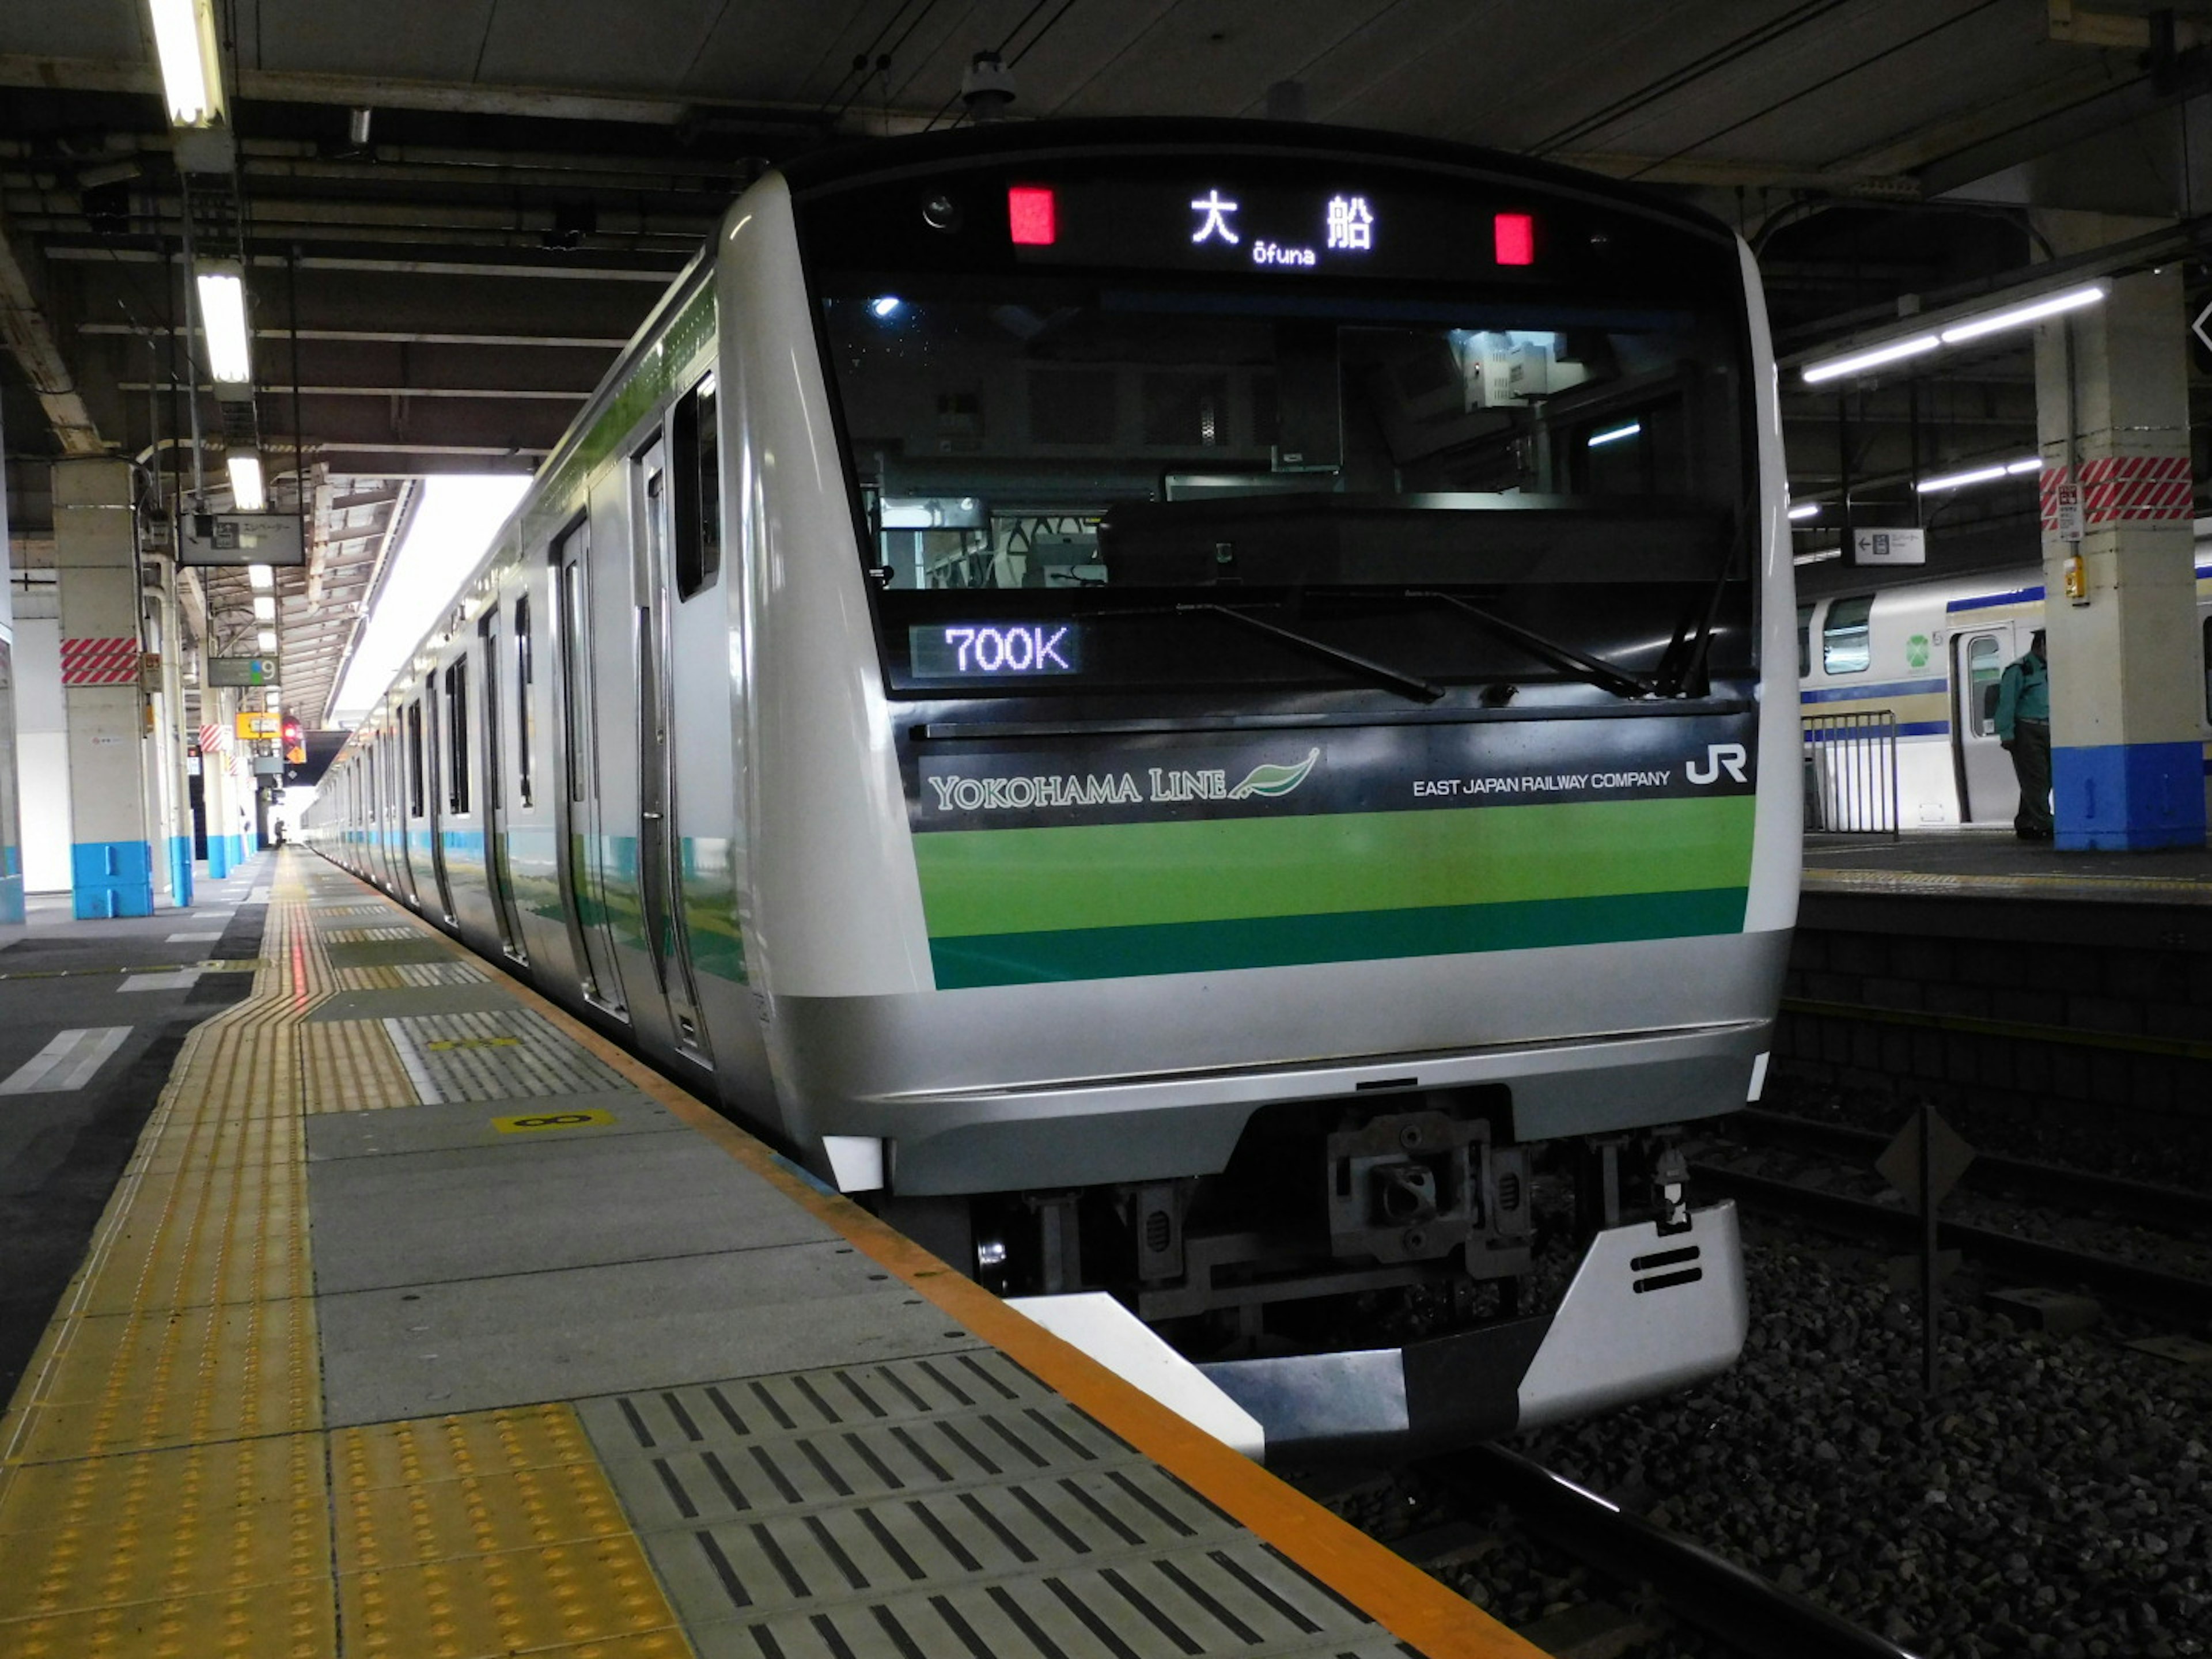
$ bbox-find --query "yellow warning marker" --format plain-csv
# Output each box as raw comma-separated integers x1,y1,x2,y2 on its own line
426,1035,520,1052
491,1109,616,1134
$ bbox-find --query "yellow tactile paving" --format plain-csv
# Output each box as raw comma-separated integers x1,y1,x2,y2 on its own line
1,855,697,1659
0,1433,327,1613
302,1018,419,1113
338,1534,684,1659
7,1295,321,1459
334,1402,598,1492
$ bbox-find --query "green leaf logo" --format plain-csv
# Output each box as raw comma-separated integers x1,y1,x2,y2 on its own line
1229,748,1321,800
1906,632,1930,669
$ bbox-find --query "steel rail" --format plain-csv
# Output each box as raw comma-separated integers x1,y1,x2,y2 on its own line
1422,1444,1921,1659
1724,1109,2212,1231
1692,1164,2212,1330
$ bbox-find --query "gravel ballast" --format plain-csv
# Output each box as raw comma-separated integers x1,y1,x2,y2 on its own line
1306,1217,2212,1658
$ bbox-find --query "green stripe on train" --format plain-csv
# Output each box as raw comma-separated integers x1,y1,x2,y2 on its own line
929,886,1750,987
912,795,1756,940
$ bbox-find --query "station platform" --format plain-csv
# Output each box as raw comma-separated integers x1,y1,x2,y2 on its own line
1805,828,2212,906
0,849,1535,1659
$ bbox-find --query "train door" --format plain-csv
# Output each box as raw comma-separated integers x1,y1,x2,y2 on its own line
478,607,528,961
554,520,626,1014
424,679,457,923
631,437,713,1064
1952,623,2018,823
399,699,426,907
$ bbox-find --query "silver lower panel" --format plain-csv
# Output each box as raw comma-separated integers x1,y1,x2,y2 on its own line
774,929,1789,1194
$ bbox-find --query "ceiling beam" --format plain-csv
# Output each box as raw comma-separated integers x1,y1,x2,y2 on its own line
0,204,101,455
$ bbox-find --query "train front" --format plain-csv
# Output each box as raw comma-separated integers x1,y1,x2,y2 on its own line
722,123,1797,1457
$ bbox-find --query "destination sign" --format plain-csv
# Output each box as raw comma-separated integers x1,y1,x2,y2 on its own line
910,622,1084,678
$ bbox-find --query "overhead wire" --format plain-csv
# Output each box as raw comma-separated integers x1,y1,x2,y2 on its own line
922,0,1084,131
1527,0,1853,157
1624,0,2011,181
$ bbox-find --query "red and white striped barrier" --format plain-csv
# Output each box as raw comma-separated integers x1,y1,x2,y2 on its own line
198,722,228,755
59,637,141,686
2041,456,2192,530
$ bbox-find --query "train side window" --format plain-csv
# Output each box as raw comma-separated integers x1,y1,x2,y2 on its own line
672,375,721,601
1796,603,1812,679
1965,636,2006,735
1822,595,1873,675
559,548,588,802
406,701,425,817
445,660,471,815
516,592,535,807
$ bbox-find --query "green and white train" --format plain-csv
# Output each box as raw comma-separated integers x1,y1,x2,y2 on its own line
305,120,1798,1456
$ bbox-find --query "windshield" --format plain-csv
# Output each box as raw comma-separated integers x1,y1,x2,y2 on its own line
801,156,1756,699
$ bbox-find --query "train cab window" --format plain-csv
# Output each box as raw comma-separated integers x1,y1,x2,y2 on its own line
672,376,721,601
516,592,535,807
445,660,470,814
406,701,425,817
1821,596,1873,675
1796,603,1812,679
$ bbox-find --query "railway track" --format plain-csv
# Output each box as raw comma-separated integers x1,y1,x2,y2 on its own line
1691,1161,2212,1332
1415,1445,1919,1659
1724,1108,2212,1233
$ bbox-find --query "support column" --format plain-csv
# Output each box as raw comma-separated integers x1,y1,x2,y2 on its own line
204,685,234,879
149,558,193,906
2033,214,2207,850
53,457,155,917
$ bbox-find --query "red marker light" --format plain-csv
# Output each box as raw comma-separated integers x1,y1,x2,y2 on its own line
1008,186,1057,246
1494,211,1535,266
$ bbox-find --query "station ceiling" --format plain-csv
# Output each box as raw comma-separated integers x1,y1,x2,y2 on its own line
5,0,2212,724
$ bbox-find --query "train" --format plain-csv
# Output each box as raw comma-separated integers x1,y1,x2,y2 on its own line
1798,546,2212,831
304,119,1798,1458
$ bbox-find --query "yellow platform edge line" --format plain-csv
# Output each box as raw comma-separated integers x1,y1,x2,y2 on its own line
347,869,1546,1658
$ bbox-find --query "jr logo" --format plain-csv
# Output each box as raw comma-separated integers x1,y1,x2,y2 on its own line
1685,743,1750,786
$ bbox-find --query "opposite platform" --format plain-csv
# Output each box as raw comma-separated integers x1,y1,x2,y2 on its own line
0,849,1541,1659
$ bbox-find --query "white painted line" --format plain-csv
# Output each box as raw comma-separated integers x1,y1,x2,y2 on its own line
0,1027,133,1094
166,931,226,942
119,971,204,993
382,1017,445,1104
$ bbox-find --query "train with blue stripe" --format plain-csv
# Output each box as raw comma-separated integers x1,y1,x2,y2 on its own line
1799,539,2212,829
305,120,1801,1458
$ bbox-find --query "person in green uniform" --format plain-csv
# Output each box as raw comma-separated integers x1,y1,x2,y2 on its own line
1995,629,2051,842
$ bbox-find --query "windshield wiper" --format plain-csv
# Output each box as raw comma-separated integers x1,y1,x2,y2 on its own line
1654,510,1750,698
1402,590,1656,700
1089,601,1444,703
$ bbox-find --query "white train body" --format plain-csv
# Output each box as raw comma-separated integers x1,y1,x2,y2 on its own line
305,122,1796,1453
1798,546,2212,828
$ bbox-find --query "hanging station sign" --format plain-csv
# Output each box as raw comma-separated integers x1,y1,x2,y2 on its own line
208,655,281,687
1851,527,1927,567
178,512,305,567
235,711,282,741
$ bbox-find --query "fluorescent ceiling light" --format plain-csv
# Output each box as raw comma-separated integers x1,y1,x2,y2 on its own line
227,452,264,511
252,594,276,621
1801,334,1940,385
1787,502,1821,521
147,0,224,126
195,266,251,384
1587,421,1642,448
247,563,273,590
1916,456,2040,493
1939,285,2104,345
1793,548,1843,566
257,627,278,652
331,475,530,722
